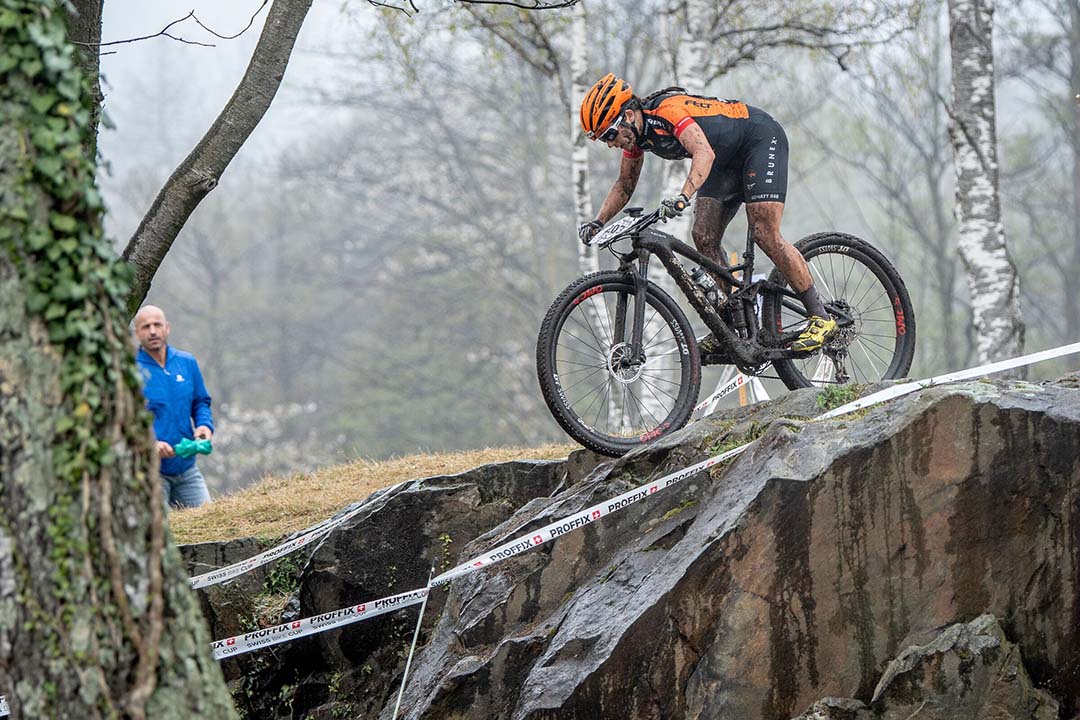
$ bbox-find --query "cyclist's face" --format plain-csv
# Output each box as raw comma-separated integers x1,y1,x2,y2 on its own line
604,110,636,151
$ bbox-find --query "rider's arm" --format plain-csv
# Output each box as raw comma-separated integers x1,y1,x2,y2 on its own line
595,152,644,224
675,122,715,199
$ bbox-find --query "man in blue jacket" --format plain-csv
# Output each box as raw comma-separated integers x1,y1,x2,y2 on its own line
134,305,215,509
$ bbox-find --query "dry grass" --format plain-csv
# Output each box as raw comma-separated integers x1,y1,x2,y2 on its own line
169,443,577,545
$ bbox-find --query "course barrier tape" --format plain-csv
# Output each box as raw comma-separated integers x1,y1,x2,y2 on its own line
210,588,429,660
692,372,749,416
208,444,752,661
431,444,750,585
0,696,6,716
817,341,1080,421
189,513,347,590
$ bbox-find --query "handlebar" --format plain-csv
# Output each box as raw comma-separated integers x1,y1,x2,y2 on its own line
586,206,666,248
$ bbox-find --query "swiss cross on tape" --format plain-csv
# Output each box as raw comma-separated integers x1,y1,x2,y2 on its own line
693,372,750,415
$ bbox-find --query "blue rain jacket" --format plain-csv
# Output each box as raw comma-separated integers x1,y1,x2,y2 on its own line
136,345,214,476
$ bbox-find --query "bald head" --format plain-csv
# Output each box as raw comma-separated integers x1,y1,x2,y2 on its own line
134,305,170,360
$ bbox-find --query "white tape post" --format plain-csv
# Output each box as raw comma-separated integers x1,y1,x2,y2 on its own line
211,587,429,660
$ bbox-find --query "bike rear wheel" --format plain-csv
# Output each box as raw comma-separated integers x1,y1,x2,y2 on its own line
536,271,700,457
762,233,916,389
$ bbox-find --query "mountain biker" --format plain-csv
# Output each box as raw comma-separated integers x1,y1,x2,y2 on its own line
578,73,835,355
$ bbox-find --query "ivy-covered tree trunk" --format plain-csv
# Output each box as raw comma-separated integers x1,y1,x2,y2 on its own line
0,3,236,718
947,0,1024,365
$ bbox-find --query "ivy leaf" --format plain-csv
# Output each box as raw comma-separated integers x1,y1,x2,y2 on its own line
45,302,67,321
31,127,58,152
19,58,43,78
26,228,51,251
0,54,17,74
56,78,79,101
49,213,76,233
42,48,73,74
35,155,62,178
30,92,56,114
26,291,48,314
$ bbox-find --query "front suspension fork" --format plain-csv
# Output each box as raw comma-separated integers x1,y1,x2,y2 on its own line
613,251,650,363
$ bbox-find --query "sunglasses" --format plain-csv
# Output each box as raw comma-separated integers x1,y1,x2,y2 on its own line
594,114,625,142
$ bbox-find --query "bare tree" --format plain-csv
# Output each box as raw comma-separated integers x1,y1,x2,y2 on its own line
947,0,1025,364
121,0,314,316
798,6,969,372
998,0,1080,346
112,0,583,317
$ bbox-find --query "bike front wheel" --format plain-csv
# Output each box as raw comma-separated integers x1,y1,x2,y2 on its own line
536,271,700,457
762,232,916,389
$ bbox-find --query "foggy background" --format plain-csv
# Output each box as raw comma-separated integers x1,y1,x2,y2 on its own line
98,0,1079,492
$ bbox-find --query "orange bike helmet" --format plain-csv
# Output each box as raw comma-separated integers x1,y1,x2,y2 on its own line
580,73,633,140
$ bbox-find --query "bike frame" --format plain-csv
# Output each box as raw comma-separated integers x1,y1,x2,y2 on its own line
605,209,854,371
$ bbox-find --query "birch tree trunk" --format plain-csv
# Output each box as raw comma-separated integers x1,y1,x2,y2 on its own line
569,1,628,431
0,3,236,717
947,0,1025,365
635,0,713,420
1069,0,1080,343
571,1,597,277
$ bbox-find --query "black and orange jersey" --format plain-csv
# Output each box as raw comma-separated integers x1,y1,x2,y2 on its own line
624,89,763,163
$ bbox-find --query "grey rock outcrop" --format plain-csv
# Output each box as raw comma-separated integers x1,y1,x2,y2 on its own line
792,615,1060,719
187,376,1080,720
182,454,605,717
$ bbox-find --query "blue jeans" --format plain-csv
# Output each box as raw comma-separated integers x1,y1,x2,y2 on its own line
161,465,211,509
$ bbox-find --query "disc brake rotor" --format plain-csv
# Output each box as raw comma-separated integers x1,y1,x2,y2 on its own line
607,342,644,384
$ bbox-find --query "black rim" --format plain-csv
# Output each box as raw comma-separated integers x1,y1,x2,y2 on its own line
775,245,907,384
550,282,691,444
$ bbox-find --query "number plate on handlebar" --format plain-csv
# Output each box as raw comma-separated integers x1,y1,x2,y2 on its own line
591,215,639,247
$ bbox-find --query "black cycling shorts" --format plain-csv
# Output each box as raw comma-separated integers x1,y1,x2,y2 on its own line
699,112,789,205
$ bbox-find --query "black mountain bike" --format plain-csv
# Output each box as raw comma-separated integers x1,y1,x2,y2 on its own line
536,206,916,457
